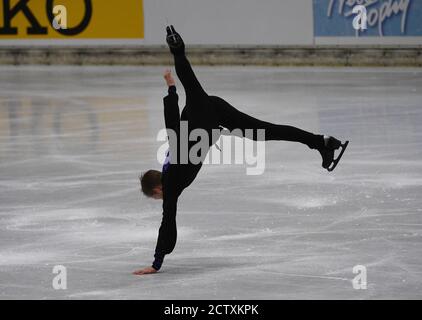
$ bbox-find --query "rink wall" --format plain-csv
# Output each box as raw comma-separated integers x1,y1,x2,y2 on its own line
1,0,422,66
1,45,421,67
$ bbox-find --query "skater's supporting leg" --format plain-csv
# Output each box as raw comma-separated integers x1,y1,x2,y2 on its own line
211,96,324,149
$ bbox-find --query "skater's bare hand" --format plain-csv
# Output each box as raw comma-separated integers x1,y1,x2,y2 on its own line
164,69,175,87
132,266,157,276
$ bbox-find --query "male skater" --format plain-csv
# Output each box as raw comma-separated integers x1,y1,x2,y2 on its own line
133,26,348,275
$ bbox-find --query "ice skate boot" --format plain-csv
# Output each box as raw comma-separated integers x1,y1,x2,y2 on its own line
166,25,185,55
318,136,349,172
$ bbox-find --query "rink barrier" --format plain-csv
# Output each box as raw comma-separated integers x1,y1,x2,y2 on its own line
0,46,421,66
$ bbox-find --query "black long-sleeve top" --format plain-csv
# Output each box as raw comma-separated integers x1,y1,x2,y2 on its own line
151,86,203,270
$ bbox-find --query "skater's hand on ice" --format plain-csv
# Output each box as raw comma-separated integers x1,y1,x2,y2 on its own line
164,69,175,87
132,266,157,276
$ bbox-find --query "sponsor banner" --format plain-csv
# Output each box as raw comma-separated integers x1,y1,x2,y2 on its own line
0,0,144,39
313,0,422,37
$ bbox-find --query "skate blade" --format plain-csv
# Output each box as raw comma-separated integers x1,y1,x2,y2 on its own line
165,25,177,43
169,25,177,42
327,140,349,172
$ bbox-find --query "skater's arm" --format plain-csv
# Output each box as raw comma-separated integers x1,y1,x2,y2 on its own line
133,181,179,276
132,197,178,275
163,90,179,130
163,70,180,132
151,192,178,271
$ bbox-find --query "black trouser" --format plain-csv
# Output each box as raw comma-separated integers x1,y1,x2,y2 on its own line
174,54,324,150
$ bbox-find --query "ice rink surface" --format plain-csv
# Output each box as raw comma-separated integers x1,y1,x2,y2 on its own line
0,65,421,299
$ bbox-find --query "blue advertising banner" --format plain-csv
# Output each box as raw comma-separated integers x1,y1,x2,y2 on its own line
313,0,422,37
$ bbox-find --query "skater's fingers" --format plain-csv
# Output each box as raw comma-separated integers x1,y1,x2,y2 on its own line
166,26,172,36
133,271,145,275
133,267,157,275
170,25,176,34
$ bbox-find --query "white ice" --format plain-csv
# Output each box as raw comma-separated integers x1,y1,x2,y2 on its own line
0,65,421,299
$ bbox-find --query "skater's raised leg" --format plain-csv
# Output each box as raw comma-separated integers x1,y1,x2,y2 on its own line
211,96,324,149
211,96,348,171
166,25,206,99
